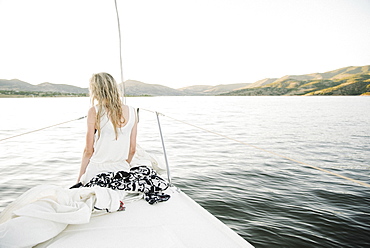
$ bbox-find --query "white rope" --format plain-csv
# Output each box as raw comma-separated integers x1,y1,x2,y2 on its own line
2,107,369,188
139,108,370,188
0,116,86,142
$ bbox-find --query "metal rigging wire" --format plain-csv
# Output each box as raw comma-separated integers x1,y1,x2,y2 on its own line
114,0,126,104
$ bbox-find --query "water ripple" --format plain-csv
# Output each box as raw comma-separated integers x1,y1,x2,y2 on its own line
1,96,370,247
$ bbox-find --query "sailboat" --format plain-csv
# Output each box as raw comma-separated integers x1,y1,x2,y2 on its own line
34,146,254,247
0,143,254,247
0,1,254,247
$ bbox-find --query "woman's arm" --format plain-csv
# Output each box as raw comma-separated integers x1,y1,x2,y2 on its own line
77,107,96,183
126,108,138,164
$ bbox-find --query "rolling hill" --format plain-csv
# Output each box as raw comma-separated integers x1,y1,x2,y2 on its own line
0,79,250,96
178,83,251,95
2,65,370,96
123,80,185,96
0,79,88,94
221,65,370,96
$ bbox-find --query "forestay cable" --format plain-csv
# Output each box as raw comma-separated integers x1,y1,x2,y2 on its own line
141,109,370,188
2,107,369,188
0,116,86,142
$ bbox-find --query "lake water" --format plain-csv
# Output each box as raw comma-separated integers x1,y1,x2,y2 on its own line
0,96,369,247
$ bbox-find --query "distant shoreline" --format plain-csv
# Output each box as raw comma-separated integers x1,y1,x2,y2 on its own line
1,94,369,98
0,90,88,98
0,91,153,98
0,95,87,98
2,65,370,96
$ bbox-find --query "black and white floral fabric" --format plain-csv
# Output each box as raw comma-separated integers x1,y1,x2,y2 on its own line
83,166,170,205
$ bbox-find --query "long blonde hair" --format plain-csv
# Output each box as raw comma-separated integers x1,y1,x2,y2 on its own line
89,72,124,139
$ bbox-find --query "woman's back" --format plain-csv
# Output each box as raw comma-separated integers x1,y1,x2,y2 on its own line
90,105,135,164
77,72,138,185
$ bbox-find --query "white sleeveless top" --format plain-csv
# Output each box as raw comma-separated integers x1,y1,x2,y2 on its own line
81,105,136,184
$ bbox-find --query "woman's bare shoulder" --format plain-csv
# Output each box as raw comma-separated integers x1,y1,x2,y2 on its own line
122,104,132,113
88,106,96,115
87,107,97,124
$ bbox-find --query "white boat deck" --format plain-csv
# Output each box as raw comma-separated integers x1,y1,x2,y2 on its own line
36,186,254,248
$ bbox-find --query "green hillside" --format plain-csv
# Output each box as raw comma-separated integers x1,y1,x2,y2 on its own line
2,65,370,97
222,65,370,96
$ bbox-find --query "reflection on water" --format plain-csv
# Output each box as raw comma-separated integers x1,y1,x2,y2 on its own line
1,96,369,247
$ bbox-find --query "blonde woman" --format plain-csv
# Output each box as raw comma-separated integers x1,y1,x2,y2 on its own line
77,72,138,184
76,73,170,205
0,73,167,246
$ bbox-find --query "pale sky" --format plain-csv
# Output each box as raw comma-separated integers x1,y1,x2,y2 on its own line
0,0,370,89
